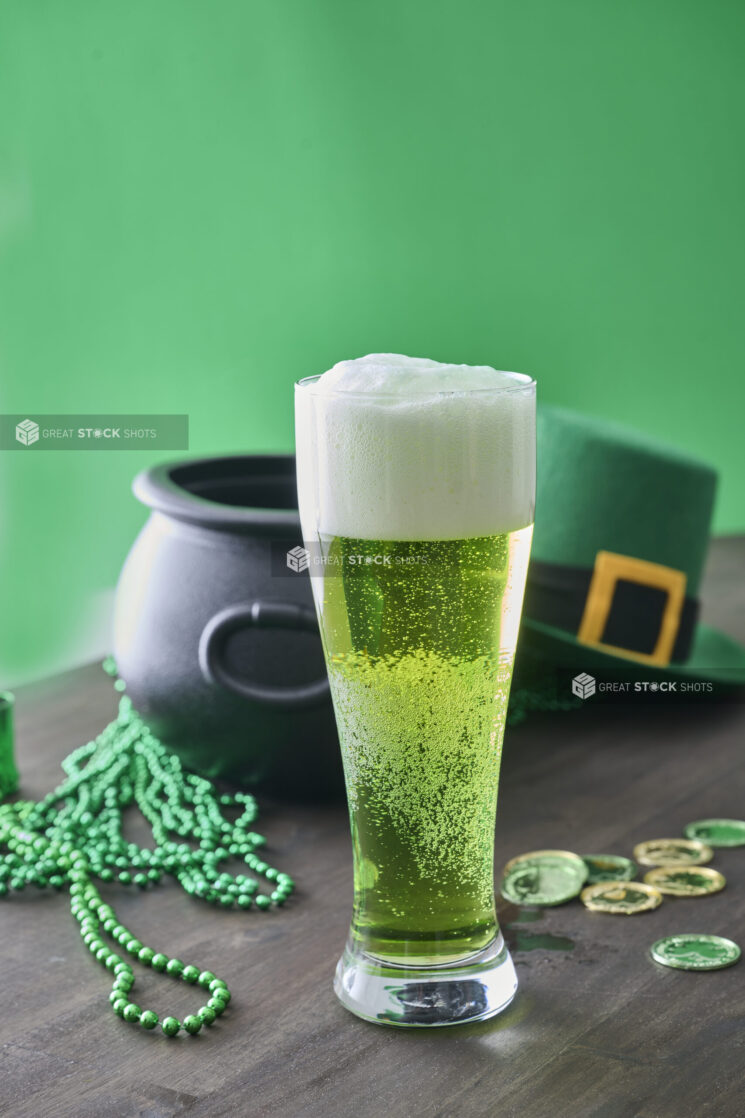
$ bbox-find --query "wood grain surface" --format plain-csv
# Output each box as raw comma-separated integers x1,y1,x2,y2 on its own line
2,537,744,1118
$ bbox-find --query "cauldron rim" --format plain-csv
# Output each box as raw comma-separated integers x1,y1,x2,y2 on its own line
133,454,302,537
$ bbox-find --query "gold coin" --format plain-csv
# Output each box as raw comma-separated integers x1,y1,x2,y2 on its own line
633,838,713,867
581,881,663,914
643,866,726,897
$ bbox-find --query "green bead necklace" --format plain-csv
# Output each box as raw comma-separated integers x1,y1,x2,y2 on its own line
0,659,295,1038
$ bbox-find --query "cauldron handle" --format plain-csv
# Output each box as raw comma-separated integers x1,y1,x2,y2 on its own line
198,600,330,709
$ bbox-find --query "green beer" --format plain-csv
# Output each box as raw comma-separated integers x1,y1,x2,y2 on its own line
296,353,535,1026
318,528,533,964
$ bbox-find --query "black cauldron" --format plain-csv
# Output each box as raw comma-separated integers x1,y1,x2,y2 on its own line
113,455,342,799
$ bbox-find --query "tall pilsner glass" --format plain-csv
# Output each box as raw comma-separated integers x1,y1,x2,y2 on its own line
295,356,535,1027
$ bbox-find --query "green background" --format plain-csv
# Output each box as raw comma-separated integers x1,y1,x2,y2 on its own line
1,0,743,684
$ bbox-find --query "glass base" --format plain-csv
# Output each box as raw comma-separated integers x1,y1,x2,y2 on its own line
333,932,517,1028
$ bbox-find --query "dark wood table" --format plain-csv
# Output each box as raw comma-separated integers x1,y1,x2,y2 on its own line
3,538,744,1118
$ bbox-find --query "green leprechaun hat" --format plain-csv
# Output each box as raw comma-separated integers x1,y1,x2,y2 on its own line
519,406,745,686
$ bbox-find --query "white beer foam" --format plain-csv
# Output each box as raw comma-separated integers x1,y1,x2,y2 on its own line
296,353,535,541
